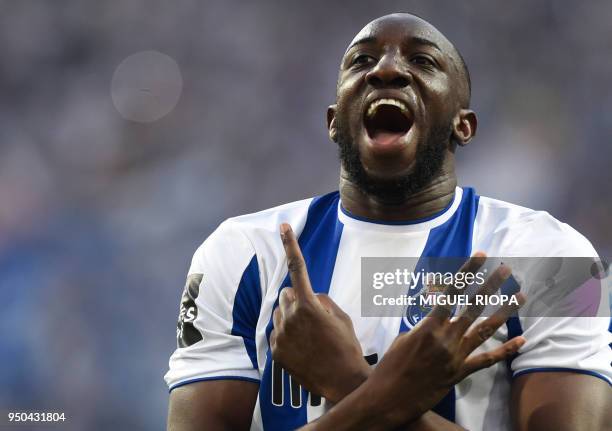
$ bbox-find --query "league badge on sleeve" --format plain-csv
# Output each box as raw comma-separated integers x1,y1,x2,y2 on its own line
177,273,204,348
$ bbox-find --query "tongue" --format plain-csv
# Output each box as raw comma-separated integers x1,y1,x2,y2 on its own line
370,130,405,147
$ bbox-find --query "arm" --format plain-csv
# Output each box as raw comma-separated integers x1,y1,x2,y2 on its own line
274,223,525,430
299,311,524,431
167,380,259,431
165,221,263,430
405,412,468,431
511,372,612,431
504,236,612,430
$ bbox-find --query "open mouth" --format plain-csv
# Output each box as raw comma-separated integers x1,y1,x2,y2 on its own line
364,98,413,147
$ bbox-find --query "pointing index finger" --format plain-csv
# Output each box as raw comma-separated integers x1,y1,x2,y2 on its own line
280,223,315,301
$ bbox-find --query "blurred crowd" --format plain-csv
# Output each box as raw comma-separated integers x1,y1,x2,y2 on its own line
0,1,610,429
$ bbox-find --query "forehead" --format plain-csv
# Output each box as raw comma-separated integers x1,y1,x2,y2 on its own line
346,14,455,56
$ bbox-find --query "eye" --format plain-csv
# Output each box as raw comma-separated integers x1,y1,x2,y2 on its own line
351,54,376,67
411,55,436,68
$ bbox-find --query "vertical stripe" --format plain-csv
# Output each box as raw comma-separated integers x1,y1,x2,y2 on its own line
231,255,262,369
259,191,344,431
501,277,523,368
501,277,521,335
399,187,480,423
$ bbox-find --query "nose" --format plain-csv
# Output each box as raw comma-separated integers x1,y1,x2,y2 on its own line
365,53,412,89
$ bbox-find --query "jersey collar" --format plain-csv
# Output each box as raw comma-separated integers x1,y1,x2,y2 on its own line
338,187,463,232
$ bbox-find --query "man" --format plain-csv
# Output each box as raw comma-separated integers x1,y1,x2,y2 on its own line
165,13,611,430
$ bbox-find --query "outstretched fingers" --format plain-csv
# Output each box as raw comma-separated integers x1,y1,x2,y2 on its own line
459,336,526,379
459,292,526,356
451,263,513,335
428,252,488,322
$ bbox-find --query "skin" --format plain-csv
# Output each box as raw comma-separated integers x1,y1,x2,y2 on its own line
167,13,611,431
276,225,611,431
167,380,258,431
329,14,476,220
511,372,611,431
275,224,525,431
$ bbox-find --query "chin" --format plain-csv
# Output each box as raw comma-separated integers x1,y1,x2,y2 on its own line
360,159,417,183
358,138,419,180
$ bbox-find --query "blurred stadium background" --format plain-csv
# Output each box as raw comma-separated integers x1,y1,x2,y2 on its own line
0,1,610,429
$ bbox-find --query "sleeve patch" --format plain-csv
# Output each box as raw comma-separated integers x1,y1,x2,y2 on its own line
177,273,204,348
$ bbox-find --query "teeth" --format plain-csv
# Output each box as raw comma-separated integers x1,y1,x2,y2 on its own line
366,98,408,118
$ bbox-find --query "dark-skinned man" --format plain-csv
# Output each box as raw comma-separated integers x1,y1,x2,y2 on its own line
166,13,612,431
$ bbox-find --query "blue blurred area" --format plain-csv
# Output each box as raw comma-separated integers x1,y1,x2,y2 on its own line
0,1,610,429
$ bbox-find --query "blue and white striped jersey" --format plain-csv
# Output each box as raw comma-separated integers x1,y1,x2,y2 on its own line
165,187,611,431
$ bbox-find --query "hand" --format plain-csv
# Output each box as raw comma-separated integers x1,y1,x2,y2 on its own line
270,223,371,403
356,253,526,428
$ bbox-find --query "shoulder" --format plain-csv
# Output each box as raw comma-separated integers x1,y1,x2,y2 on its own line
225,196,315,237
473,194,597,257
217,191,341,247
190,194,335,275
217,195,317,251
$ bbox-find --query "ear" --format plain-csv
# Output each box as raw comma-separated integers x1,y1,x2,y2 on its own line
327,104,338,142
452,109,477,146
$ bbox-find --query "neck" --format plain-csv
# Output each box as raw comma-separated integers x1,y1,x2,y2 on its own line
339,158,457,222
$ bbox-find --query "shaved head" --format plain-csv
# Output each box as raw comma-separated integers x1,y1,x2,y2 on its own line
344,13,471,107
329,12,478,204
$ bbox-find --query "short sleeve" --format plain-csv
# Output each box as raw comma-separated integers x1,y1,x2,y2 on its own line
507,220,612,385
510,316,612,385
164,220,263,391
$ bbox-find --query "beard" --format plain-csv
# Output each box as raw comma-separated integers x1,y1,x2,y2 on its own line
337,119,452,205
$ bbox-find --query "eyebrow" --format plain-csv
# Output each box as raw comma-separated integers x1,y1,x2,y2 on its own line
346,35,443,53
